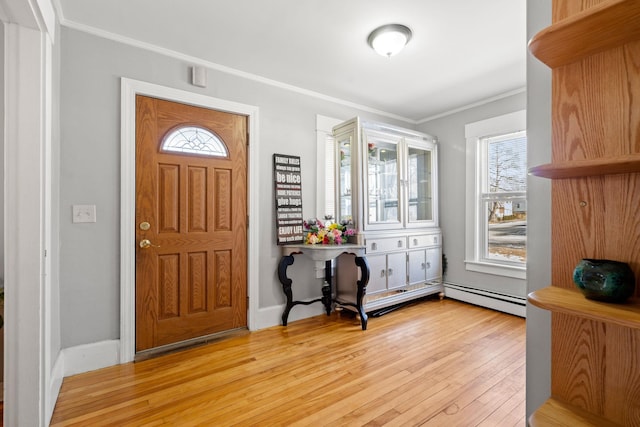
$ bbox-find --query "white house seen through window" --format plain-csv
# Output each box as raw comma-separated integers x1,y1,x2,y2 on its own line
481,130,527,263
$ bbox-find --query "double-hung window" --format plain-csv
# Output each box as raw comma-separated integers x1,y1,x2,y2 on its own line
465,110,527,279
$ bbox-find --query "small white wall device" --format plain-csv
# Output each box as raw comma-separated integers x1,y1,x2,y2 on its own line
191,66,207,88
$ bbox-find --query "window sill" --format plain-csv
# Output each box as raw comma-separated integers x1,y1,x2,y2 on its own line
465,260,526,280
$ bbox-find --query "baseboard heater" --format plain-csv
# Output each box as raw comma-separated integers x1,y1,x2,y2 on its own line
444,282,526,318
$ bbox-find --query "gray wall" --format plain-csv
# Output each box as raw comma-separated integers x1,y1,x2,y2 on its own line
0,21,4,383
59,27,412,348
417,92,528,298
0,21,4,283
525,0,552,417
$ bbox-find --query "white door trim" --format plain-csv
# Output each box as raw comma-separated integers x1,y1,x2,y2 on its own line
120,78,260,363
4,22,50,426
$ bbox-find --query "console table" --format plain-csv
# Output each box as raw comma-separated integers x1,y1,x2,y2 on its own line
277,244,370,330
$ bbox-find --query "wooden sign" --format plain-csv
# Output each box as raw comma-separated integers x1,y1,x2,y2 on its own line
273,154,304,244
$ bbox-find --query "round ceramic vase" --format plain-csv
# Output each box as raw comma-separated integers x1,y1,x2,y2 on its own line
572,258,635,303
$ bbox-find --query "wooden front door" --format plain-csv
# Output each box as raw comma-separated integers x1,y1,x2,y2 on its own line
135,95,247,352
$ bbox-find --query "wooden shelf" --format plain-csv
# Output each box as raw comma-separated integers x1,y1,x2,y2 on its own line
529,398,621,427
529,154,640,179
528,286,640,329
529,0,640,68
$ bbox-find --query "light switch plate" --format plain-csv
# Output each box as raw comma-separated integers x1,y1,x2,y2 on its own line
73,204,97,223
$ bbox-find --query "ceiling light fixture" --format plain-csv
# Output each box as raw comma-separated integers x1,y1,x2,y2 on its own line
367,24,412,58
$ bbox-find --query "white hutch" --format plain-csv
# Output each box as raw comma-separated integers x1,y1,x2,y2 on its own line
333,117,444,313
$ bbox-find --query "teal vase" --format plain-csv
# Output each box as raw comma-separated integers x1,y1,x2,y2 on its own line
572,259,635,303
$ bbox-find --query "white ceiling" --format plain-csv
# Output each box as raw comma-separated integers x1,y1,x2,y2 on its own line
56,0,527,123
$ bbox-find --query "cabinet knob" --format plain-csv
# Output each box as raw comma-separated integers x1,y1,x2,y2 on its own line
397,240,403,248
426,262,431,269
372,242,378,250
388,268,393,276
413,238,418,245
380,269,386,277
421,262,426,270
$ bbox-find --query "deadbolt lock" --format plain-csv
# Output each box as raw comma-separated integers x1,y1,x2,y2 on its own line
139,221,151,231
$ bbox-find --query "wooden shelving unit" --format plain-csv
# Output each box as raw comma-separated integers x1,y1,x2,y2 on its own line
528,0,640,425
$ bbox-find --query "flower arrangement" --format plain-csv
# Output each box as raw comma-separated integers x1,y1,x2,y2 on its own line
303,218,356,245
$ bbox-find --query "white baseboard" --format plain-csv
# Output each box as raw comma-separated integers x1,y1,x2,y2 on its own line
444,283,526,317
62,339,120,377
57,303,319,379
57,304,322,381
256,302,325,330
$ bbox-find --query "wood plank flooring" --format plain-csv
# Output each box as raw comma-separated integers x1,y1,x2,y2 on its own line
50,298,526,426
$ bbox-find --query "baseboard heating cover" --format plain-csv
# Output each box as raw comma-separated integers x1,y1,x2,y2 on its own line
444,283,526,318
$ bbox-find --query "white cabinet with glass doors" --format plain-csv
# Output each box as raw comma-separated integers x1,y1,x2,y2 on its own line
333,117,443,313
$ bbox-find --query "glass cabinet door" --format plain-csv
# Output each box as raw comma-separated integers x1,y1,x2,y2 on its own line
365,132,402,229
336,134,353,224
406,142,434,224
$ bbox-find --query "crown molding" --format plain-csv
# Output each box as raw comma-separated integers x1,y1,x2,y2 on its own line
59,17,418,124
417,87,527,124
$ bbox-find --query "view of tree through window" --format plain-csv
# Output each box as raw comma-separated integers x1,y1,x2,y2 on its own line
482,131,527,263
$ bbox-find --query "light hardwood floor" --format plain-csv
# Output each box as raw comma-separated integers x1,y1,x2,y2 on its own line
51,298,526,426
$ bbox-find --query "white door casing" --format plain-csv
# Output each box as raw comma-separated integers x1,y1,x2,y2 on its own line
4,22,52,426
120,78,260,363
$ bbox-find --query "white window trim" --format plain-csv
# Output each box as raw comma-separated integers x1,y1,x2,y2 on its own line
465,110,527,280
316,115,343,219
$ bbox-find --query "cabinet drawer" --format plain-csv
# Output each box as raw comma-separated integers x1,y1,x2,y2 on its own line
408,233,441,248
366,237,406,253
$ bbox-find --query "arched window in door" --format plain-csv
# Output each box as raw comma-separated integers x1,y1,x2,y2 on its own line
161,126,228,157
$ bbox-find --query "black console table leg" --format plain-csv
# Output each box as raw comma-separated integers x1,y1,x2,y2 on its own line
322,260,333,315
355,256,370,331
278,255,295,326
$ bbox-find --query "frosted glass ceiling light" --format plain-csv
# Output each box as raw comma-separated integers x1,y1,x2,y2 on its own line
367,24,412,57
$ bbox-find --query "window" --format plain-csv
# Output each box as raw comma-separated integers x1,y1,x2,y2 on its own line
465,110,527,279
316,115,343,220
161,126,228,157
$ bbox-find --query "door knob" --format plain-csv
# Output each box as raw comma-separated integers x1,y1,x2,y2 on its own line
139,239,160,249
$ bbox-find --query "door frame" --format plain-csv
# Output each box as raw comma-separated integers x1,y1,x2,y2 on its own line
120,78,260,363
